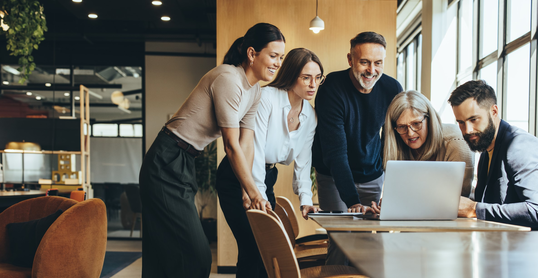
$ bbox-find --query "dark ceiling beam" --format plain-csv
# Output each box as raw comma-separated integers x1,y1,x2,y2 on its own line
123,89,142,95
1,84,122,91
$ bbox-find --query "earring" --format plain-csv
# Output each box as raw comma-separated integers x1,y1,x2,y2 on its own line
250,60,253,66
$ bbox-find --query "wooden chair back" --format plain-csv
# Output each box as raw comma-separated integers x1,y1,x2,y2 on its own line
276,196,299,237
274,203,297,246
247,210,301,278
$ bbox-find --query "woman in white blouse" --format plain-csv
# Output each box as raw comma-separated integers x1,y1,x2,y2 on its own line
216,48,324,278
253,48,324,218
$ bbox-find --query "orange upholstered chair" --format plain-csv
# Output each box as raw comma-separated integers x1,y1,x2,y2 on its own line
70,191,86,202
0,196,108,278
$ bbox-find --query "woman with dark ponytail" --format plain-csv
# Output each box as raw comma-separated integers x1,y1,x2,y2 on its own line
139,23,285,278
217,48,324,278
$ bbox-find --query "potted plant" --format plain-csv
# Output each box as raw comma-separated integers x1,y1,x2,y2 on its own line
0,0,48,83
195,140,217,242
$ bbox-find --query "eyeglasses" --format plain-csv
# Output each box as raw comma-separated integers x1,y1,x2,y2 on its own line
394,116,427,134
299,75,325,86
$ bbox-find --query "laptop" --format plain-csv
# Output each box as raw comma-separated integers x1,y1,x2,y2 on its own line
309,161,465,220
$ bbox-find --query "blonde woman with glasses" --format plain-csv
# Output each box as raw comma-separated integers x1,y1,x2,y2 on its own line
216,48,324,278
382,90,474,198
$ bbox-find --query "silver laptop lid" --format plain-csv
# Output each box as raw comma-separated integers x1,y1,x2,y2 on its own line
379,161,465,220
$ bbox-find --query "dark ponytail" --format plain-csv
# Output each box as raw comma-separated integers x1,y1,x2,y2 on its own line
223,23,285,66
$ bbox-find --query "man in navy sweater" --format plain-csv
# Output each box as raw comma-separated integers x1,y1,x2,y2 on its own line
313,31,403,213
312,31,403,264
312,32,403,264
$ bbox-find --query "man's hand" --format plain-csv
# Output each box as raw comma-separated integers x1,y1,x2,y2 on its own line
458,196,477,218
301,205,320,220
250,196,272,212
348,203,375,214
371,200,381,214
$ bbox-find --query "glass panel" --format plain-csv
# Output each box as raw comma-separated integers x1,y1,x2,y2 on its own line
458,0,473,73
416,34,422,92
406,42,416,90
507,0,531,43
505,44,530,131
93,124,119,137
479,0,498,58
397,52,406,89
1,65,71,86
457,74,472,86
479,61,498,93
134,124,143,137
120,124,134,137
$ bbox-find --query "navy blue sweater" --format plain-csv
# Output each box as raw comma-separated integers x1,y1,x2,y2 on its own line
312,69,403,207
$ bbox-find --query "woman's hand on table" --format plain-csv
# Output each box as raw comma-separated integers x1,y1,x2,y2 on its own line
301,205,320,220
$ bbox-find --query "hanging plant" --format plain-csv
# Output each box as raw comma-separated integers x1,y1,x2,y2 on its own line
0,0,48,84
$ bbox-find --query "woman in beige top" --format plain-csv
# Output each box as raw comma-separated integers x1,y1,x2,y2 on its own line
383,90,475,197
139,23,285,278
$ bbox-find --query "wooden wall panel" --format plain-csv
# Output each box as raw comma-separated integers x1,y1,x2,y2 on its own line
216,0,398,269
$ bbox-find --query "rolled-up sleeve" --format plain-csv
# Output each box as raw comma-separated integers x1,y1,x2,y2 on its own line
293,116,317,207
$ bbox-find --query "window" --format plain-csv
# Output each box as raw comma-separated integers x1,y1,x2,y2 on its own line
479,0,499,59
457,0,536,133
505,44,531,131
397,34,422,91
92,124,118,137
507,0,531,43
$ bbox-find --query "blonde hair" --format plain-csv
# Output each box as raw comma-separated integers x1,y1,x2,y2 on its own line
383,90,444,169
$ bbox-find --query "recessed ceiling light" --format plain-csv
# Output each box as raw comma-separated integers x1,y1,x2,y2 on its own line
161,16,170,21
36,96,42,100
72,0,82,2
75,96,80,100
64,93,70,96
26,92,32,95
152,1,162,5
45,83,51,87
2,81,8,85
88,13,98,19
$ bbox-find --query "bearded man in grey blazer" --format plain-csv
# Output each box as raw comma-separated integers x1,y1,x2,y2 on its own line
449,80,538,229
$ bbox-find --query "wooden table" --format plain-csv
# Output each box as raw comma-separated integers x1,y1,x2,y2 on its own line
309,216,531,232
331,232,538,278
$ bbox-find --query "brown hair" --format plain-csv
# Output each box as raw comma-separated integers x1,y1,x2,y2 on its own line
266,48,323,90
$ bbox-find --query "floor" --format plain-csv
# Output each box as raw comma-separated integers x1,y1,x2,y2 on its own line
107,239,234,278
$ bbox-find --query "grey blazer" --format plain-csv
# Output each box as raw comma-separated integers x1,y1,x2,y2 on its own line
475,120,538,228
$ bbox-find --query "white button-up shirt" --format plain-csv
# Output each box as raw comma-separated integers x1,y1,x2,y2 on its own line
253,86,317,206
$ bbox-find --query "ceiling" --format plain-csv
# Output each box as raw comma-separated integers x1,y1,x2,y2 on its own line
39,0,217,44
1,0,217,124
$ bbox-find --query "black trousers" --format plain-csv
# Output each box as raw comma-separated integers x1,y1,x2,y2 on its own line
216,156,278,278
139,131,212,278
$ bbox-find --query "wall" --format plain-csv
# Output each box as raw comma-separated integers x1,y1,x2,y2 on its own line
144,45,217,218
144,54,215,149
216,0,398,270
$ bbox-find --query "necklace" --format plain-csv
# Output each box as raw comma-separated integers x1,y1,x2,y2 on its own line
289,117,294,123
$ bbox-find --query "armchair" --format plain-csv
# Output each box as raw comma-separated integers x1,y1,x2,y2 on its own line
0,196,107,277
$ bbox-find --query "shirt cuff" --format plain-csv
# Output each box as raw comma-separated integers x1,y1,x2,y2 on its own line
299,192,313,207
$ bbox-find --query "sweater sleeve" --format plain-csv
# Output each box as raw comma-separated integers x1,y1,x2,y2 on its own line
442,125,475,197
314,85,361,207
